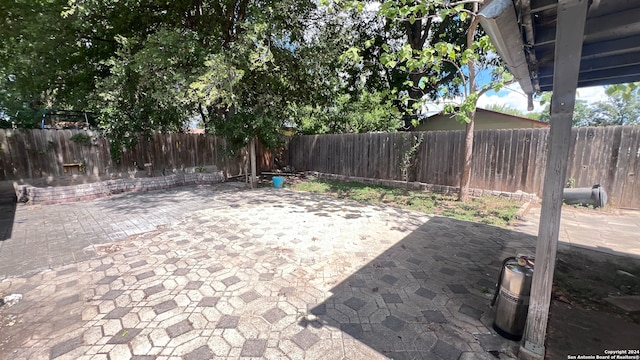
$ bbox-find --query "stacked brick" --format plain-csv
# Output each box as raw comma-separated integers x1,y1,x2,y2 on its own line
14,172,225,205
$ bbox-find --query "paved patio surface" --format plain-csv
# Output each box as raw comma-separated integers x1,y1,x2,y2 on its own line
0,184,637,359
511,203,640,258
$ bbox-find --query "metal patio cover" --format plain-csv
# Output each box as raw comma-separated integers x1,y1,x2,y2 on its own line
478,0,639,358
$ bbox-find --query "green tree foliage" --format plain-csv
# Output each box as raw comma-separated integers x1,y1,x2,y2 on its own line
535,93,594,126
605,82,640,101
591,91,640,126
355,0,512,201
294,90,402,134
67,0,327,154
533,88,639,127
325,0,477,127
0,0,94,128
1,0,350,155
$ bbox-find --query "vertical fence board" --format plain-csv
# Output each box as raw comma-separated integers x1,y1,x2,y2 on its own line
286,126,640,205
514,130,526,191
471,130,489,189
432,132,441,185
608,127,624,198
450,131,458,186
619,127,640,207
0,131,8,179
2,127,640,208
530,129,544,195
0,129,243,181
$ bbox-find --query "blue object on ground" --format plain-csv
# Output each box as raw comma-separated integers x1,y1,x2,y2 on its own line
273,176,285,188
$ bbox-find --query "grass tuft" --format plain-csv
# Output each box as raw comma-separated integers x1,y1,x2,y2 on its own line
289,179,522,228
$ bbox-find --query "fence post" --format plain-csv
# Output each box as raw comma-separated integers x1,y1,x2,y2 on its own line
250,137,257,189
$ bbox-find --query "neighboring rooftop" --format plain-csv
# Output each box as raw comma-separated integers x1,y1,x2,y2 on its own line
416,107,549,131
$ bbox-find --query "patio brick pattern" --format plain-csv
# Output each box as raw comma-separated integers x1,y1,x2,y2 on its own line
0,183,605,359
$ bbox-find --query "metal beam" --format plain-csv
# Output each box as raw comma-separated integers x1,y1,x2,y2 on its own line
519,0,589,359
530,0,557,13
539,63,640,90
538,52,640,78
534,7,640,47
581,34,640,60
479,0,536,94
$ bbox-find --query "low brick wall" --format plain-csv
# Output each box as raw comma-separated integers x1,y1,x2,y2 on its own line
306,172,540,203
14,172,226,205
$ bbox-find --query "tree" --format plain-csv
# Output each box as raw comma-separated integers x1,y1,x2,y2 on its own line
327,0,474,127
606,82,640,101
368,0,512,201
590,90,640,126
2,0,346,158
535,93,595,126
294,90,402,134
67,0,329,155
533,87,640,127
0,0,98,128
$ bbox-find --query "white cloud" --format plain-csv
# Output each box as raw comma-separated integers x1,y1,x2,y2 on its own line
477,87,531,113
420,82,611,117
477,84,609,114
575,86,608,104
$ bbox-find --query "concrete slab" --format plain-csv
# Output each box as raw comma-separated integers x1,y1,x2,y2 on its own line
512,204,640,258
604,296,640,313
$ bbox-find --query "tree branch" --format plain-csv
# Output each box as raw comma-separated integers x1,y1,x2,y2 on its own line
420,16,433,47
442,59,467,91
466,5,481,97
478,78,517,98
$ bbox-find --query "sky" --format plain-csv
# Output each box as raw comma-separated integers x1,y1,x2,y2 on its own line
476,84,609,114
421,81,610,117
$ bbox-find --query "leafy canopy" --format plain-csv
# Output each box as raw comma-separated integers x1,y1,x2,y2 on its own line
1,0,352,151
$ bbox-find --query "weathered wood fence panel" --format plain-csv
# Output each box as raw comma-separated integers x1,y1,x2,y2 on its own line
0,129,247,180
288,126,640,209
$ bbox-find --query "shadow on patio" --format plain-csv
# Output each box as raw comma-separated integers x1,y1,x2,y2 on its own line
300,216,533,359
300,215,640,359
0,182,16,241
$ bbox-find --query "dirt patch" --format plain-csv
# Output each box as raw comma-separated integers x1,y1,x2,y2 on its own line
547,246,640,358
547,301,640,359
554,248,640,316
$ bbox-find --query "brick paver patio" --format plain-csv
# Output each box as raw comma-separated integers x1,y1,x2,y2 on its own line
0,184,530,359
1,183,637,359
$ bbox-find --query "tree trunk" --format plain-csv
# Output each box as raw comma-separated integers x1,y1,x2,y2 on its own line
250,136,257,189
458,2,480,202
403,15,432,130
458,111,475,201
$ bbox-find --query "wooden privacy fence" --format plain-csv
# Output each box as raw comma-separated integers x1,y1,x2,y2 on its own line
0,129,249,180
288,126,640,209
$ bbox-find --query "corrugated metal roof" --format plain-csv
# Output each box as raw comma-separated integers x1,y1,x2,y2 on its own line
490,0,640,93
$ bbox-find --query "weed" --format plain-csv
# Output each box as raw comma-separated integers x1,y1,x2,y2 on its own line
566,177,576,188
400,134,423,183
290,179,521,227
70,133,92,146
